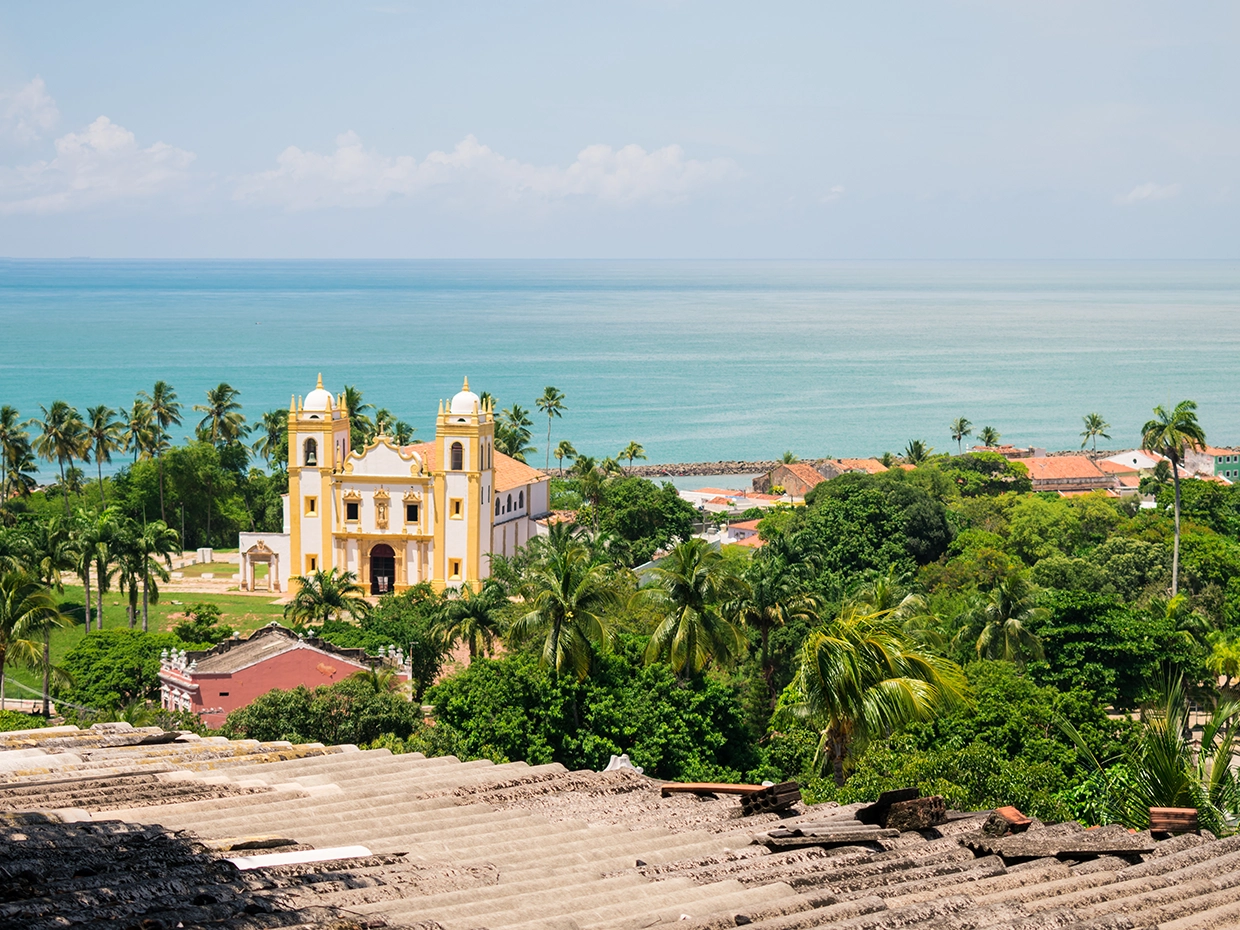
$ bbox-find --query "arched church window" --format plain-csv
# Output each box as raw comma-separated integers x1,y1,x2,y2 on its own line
495,498,500,516
519,491,524,509
304,438,317,466
506,494,512,513
451,442,463,471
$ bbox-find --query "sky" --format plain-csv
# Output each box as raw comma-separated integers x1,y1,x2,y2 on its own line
0,2,1237,259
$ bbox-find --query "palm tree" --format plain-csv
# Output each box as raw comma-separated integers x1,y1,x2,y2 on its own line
435,580,508,660
536,387,567,472
619,441,646,473
553,440,578,476
25,519,77,715
783,604,968,784
510,536,618,680
1081,413,1111,454
973,573,1046,667
142,381,182,522
284,568,370,627
0,572,72,713
123,398,155,463
950,416,972,454
1065,676,1239,834
4,440,37,500
251,409,289,469
194,382,246,445
1142,400,1207,597
903,439,932,465
349,663,407,694
978,426,1000,448
644,538,748,677
0,406,28,509
390,419,415,445
731,550,817,699
570,456,607,528
342,385,374,450
497,405,535,463
31,401,89,518
136,521,179,632
781,451,799,464
85,405,122,507
195,383,247,546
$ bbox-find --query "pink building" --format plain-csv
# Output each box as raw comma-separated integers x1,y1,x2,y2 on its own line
159,624,409,728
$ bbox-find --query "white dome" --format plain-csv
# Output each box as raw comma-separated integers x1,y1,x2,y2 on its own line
304,374,332,412
449,376,480,415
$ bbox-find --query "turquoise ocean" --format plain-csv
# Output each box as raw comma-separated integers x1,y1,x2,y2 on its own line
2,260,1239,475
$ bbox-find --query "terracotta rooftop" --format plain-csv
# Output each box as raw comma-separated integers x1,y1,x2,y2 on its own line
778,462,828,489
829,457,889,474
182,624,373,675
1200,445,1239,457
1097,459,1139,474
731,519,763,532
4,724,1239,930
1024,456,1110,482
733,535,765,548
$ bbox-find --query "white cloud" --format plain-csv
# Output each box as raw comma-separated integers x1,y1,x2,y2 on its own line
0,116,196,214
821,185,845,204
235,132,737,210
0,78,59,143
1115,181,1182,205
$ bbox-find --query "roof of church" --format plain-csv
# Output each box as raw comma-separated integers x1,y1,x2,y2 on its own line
401,442,548,492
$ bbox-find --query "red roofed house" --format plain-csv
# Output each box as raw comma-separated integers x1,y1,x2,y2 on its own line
159,624,409,728
1185,445,1240,481
1023,456,1117,494
752,462,827,497
818,458,889,477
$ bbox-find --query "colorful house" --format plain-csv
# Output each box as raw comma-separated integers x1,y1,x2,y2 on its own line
158,624,409,728
1023,456,1117,495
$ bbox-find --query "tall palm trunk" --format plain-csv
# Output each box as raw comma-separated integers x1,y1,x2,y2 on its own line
0,649,7,710
96,457,106,507
94,555,106,631
205,474,214,546
42,630,50,717
127,582,138,629
142,573,149,632
82,561,93,634
157,456,166,523
1171,460,1183,597
59,455,71,519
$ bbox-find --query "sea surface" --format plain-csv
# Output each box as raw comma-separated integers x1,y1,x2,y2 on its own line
2,260,1239,476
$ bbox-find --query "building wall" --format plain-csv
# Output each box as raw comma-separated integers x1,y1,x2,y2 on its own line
166,645,373,729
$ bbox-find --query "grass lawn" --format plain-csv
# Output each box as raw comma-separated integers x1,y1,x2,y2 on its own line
1,585,287,702
175,562,267,578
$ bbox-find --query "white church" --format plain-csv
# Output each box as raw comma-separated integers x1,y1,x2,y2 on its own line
238,376,551,594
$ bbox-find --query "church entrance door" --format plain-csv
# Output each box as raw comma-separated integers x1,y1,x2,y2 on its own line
370,544,396,595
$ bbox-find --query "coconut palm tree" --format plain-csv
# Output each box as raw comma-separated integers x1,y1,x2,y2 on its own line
435,580,508,660
973,573,1047,667
194,383,246,445
1142,400,1207,597
619,441,646,473
536,386,566,472
342,385,374,449
123,398,155,463
25,519,77,715
136,520,179,632
510,535,618,680
731,550,818,699
569,456,608,528
781,451,799,464
0,405,28,509
553,440,578,476
497,405,535,463
1081,413,1111,454
950,416,972,454
903,439,932,465
978,426,1000,448
32,401,89,518
251,409,289,470
644,538,748,677
284,568,370,627
390,419,415,445
783,604,968,784
0,572,72,713
4,440,37,500
349,663,408,694
84,405,122,507
141,381,182,522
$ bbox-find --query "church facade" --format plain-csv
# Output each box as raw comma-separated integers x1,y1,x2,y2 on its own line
238,376,550,594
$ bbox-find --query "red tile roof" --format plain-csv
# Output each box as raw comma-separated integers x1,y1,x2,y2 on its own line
733,535,765,548
830,458,888,474
731,519,762,532
777,463,827,489
1024,457,1108,481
